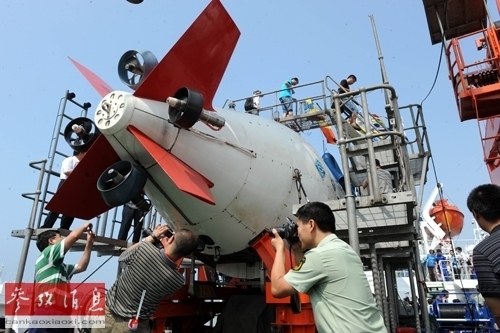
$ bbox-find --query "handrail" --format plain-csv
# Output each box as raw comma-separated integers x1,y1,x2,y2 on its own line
224,80,326,108
223,79,330,120
224,79,403,137
324,75,341,95
447,25,500,96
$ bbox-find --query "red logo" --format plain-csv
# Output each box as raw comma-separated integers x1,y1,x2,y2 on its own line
4,283,105,329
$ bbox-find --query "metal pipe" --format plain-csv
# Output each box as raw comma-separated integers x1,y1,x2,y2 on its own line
360,91,381,204
199,110,226,128
391,95,416,195
110,207,119,238
333,96,359,254
38,92,70,228
7,160,47,333
408,261,421,332
370,14,394,114
370,244,384,316
321,79,327,111
94,214,101,236
15,159,46,282
414,244,431,332
378,257,390,328
384,261,397,333
482,0,495,27
334,130,403,146
100,211,109,237
370,15,389,86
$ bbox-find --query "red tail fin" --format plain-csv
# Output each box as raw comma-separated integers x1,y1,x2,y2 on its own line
133,0,240,111
68,57,114,98
128,126,215,205
45,135,121,220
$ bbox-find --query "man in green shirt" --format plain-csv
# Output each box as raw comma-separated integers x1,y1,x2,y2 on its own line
35,222,95,283
29,222,96,333
270,202,387,333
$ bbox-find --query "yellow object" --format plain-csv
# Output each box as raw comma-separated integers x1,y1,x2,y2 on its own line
304,99,337,144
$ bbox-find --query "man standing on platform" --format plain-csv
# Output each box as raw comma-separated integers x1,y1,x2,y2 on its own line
40,151,86,230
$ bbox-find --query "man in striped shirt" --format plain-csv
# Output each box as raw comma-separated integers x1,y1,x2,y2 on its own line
467,184,500,328
93,224,198,333
362,159,393,194
29,222,96,333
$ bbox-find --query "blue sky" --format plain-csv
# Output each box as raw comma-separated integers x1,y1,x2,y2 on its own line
0,1,495,286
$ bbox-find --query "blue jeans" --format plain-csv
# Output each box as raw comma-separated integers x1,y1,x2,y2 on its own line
118,205,143,243
279,96,293,114
341,98,358,119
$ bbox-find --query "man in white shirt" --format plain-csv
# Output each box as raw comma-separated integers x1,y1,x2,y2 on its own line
244,90,263,115
455,246,471,279
40,151,85,229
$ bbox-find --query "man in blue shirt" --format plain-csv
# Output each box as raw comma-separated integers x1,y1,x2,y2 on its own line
279,77,299,118
435,249,450,280
425,249,437,281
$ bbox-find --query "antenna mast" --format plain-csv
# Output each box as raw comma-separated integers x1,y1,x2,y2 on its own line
369,15,391,104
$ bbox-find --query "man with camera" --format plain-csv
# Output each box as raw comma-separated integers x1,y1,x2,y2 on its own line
93,224,198,333
270,202,387,333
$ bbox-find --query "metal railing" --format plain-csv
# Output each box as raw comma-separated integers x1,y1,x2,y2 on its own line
222,80,329,121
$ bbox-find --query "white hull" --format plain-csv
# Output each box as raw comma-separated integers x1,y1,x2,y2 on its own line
96,92,343,255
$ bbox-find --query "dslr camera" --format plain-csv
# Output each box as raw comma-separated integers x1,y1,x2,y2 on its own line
142,226,174,249
270,217,299,245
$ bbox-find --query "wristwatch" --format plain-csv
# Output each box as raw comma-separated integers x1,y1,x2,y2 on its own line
141,233,160,244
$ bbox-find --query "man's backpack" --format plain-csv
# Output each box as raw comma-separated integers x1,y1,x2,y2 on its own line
244,97,254,111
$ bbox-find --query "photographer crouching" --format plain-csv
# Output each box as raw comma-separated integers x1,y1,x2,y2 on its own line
270,202,387,333
92,224,198,333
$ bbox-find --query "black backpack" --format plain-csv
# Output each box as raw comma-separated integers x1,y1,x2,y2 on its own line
244,97,254,111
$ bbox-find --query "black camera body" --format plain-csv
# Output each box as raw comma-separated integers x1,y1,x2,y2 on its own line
142,227,173,249
270,217,299,245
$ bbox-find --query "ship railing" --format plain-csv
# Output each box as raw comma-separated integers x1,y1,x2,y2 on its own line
325,75,394,134
435,259,477,283
222,79,331,124
447,25,500,95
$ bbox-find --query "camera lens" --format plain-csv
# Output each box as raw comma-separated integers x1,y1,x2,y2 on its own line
269,219,299,244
